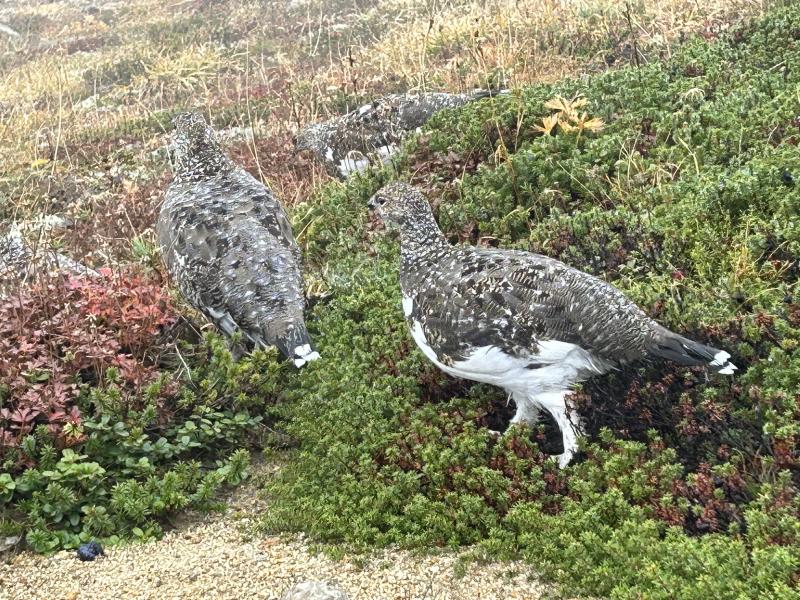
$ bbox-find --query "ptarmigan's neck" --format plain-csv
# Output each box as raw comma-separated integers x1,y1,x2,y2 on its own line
174,143,235,183
399,211,449,275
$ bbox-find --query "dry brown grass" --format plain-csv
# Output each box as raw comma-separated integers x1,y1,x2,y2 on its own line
0,0,773,267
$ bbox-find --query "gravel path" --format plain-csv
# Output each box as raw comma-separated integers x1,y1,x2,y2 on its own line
0,462,546,600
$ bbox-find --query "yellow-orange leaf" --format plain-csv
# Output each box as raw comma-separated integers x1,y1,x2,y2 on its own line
533,114,559,135
544,96,570,113
558,120,578,133
582,117,605,132
570,96,588,110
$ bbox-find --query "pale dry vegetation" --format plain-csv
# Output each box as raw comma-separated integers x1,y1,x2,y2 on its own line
0,0,773,270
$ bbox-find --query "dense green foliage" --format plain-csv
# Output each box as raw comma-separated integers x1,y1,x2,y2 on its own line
0,275,285,550
258,6,800,598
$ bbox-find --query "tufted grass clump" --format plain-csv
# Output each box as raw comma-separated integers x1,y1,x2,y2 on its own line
259,6,800,598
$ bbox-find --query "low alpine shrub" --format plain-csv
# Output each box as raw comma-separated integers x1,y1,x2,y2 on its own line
0,269,284,549
259,5,800,597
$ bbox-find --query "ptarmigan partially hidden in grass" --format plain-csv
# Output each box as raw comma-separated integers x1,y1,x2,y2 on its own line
158,112,319,367
294,89,504,179
368,182,736,467
0,224,98,297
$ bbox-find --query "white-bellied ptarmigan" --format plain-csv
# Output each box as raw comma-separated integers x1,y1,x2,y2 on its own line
294,89,504,179
368,182,736,467
158,112,319,367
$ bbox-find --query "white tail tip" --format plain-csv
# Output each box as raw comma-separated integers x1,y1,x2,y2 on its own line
710,350,737,375
710,350,730,367
717,363,737,375
293,345,320,368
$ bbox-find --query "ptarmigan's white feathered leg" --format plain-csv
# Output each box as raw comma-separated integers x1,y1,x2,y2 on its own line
535,391,585,468
509,391,541,427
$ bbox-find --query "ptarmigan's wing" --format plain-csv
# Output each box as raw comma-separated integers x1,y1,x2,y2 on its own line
340,93,466,161
228,169,303,265
409,247,654,366
352,91,494,132
158,172,306,351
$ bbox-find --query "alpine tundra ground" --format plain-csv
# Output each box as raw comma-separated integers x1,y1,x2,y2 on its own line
1,1,798,599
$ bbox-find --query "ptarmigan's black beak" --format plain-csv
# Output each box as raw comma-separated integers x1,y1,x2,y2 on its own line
367,194,379,210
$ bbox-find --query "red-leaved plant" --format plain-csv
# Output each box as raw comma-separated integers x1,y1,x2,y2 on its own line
0,268,178,459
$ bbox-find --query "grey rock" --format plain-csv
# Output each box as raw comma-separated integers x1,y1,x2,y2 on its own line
0,23,19,38
280,581,349,600
0,225,98,297
0,535,21,553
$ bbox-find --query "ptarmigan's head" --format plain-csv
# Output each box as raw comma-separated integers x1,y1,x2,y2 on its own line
367,182,435,231
170,112,232,181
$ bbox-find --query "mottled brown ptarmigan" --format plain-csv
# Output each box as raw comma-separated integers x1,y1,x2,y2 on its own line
294,89,505,179
368,182,736,467
158,112,319,367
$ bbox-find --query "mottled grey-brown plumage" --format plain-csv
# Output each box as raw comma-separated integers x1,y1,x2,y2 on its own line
158,112,319,366
369,182,736,466
0,225,97,297
295,89,502,179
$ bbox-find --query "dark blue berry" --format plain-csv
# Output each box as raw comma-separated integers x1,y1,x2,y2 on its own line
76,541,104,561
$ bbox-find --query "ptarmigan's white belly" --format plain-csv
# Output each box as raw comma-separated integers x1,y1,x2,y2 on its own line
336,145,398,177
403,295,610,393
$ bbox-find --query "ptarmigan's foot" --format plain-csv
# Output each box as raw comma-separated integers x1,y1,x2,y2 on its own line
230,342,248,361
508,392,541,427
552,448,577,469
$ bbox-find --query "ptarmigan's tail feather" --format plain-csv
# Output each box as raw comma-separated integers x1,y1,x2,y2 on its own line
273,322,320,368
648,326,737,375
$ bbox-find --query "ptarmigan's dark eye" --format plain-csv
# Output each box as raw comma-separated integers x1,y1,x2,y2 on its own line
367,194,387,209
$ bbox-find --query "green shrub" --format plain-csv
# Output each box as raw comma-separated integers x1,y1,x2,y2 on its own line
0,268,286,549
258,5,800,597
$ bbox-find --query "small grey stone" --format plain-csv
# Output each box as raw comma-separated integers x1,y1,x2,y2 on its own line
0,23,20,38
0,535,20,553
280,581,349,600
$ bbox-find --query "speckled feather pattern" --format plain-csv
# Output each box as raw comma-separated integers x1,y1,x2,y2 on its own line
402,243,655,368
382,190,654,369
296,90,497,178
0,227,30,278
158,113,317,364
